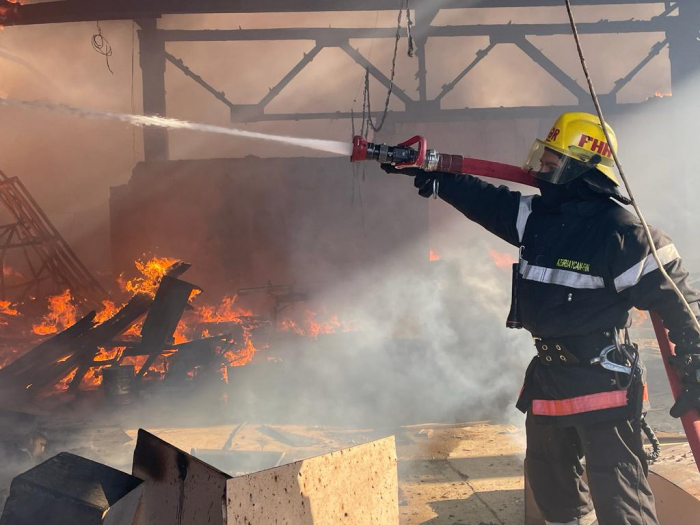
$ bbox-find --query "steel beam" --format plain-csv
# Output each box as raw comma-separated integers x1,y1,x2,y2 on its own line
340,42,414,106
228,101,649,124
436,43,496,102
514,37,588,101
138,19,169,161
667,0,700,96
165,51,235,109
610,39,668,96
259,44,324,107
0,0,666,27
414,5,441,103
160,19,675,43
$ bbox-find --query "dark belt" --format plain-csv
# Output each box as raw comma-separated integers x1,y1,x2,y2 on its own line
534,331,616,367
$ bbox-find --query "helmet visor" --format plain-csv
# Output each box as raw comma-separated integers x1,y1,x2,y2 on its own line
523,140,579,185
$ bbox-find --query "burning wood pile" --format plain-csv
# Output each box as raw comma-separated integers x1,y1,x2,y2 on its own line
0,256,355,406
0,258,237,403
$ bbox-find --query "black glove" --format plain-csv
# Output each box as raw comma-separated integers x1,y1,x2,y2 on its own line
668,352,700,418
379,164,439,199
379,164,423,177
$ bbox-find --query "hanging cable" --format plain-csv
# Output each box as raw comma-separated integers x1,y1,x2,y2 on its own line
406,0,415,58
355,0,416,136
363,4,405,133
564,0,700,335
92,21,114,74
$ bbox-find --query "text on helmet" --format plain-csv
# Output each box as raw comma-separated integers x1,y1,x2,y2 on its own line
578,135,612,158
546,128,561,142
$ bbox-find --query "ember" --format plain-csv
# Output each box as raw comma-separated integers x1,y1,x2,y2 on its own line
429,250,442,261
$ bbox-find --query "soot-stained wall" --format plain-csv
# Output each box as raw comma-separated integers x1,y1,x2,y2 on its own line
110,157,427,298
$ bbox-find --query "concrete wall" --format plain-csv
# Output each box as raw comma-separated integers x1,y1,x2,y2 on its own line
110,157,427,299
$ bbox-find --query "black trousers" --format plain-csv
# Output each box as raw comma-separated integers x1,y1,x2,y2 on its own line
525,414,659,525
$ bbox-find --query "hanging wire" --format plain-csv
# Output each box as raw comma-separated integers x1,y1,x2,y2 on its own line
363,4,405,134
564,0,700,335
406,0,415,58
92,21,114,74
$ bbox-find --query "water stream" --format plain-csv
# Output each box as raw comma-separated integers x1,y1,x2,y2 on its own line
0,97,354,157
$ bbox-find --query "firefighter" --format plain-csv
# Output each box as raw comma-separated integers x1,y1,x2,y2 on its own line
384,112,700,525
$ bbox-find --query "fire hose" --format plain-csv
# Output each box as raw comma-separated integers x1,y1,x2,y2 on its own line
350,134,700,473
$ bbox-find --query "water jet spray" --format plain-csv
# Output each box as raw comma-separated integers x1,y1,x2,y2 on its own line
0,97,353,157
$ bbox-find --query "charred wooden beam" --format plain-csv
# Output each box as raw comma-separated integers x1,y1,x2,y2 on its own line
66,292,154,392
134,276,200,380
0,312,96,385
2,293,151,398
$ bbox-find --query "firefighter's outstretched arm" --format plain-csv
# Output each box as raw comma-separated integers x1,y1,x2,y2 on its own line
610,225,700,417
382,165,527,248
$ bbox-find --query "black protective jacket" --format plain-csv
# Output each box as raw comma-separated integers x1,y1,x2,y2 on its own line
437,173,700,426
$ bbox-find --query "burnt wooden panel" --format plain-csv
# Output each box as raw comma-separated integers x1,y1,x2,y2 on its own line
131,429,230,525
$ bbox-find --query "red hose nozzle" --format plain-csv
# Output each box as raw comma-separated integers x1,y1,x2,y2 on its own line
351,136,369,162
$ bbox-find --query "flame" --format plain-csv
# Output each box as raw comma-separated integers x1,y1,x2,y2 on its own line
32,290,77,335
0,301,19,316
173,322,189,345
94,346,122,362
80,366,109,389
654,92,672,98
0,300,19,326
224,338,256,367
124,321,142,338
196,295,252,323
94,300,119,324
279,309,355,338
144,355,168,380
54,367,78,392
220,362,229,384
123,256,179,297
121,355,148,374
194,295,260,365
488,249,517,269
429,250,442,261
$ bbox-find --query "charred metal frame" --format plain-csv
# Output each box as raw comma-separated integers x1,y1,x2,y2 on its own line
0,170,107,305
1,1,698,162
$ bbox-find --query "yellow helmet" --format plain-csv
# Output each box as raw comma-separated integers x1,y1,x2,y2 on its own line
523,112,619,185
